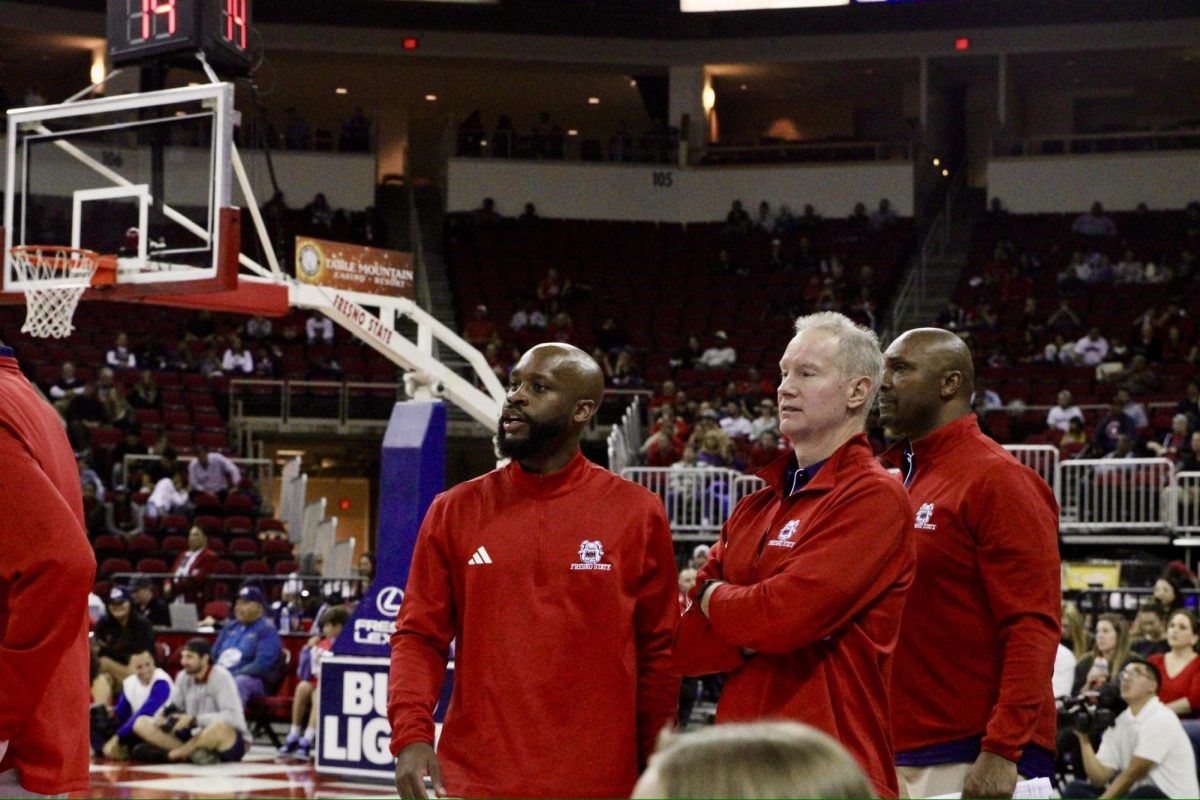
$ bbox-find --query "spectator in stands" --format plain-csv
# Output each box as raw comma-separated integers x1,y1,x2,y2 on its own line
183,309,217,344
1114,388,1150,430
696,428,734,468
1071,202,1118,238
1062,417,1089,449
65,382,106,447
104,384,135,430
77,452,106,502
1048,390,1086,433
719,401,753,439
94,648,173,760
547,310,574,343
936,300,971,331
253,346,279,377
1056,629,1079,699
970,377,1003,410
1047,299,1084,338
166,526,219,605
491,114,515,158
130,576,170,627
869,198,897,230
128,370,160,410
847,201,870,231
1177,382,1200,430
283,108,312,150
104,484,143,536
671,335,704,372
596,316,629,356
462,304,497,347
1101,433,1138,463
640,422,685,468
747,430,783,472
749,400,778,441
1179,431,1200,473
188,447,241,498
1110,354,1160,396
1115,249,1146,284
106,332,137,369
243,314,272,342
146,470,189,521
1155,576,1186,614
132,637,251,764
339,106,371,152
1073,613,1133,697
610,351,642,388
1131,601,1170,658
698,331,737,370
1064,657,1198,799
277,605,350,759
1148,414,1192,463
1147,611,1200,745
221,335,253,374
723,200,751,242
92,586,156,705
306,311,334,345
752,200,772,231
633,721,872,800
49,361,85,409
353,552,376,600
213,585,285,707
1063,601,1093,661
1074,327,1110,366
509,298,546,332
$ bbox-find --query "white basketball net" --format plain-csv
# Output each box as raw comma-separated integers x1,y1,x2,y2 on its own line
9,247,99,339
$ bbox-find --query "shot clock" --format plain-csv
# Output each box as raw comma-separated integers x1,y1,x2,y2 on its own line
107,0,252,73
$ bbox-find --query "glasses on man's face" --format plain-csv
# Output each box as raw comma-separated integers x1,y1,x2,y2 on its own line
1120,667,1153,681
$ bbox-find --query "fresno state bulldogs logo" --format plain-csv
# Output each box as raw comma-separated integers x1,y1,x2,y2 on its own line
571,539,613,571
768,519,800,549
914,502,937,530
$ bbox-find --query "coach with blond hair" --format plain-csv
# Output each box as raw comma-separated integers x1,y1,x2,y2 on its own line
673,312,914,798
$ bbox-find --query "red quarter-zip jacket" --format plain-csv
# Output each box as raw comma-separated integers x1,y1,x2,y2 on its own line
0,353,95,795
673,434,914,798
884,414,1060,764
388,451,679,798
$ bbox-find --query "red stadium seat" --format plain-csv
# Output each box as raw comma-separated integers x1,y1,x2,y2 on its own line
136,557,169,574
224,493,257,516
99,557,133,579
193,514,224,537
160,535,187,560
256,518,287,539
228,537,259,558
193,493,223,516
92,535,126,560
224,515,254,538
160,514,190,537
240,559,270,577
203,600,231,621
274,559,298,576
261,538,293,563
213,558,238,576
125,534,158,558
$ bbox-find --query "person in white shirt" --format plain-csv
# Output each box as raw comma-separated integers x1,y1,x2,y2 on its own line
1048,390,1086,432
970,378,1003,410
188,449,242,495
221,335,254,374
306,312,334,345
698,331,737,370
749,400,779,441
145,472,188,520
718,402,753,439
1055,643,1078,698
1068,658,1200,799
1074,328,1110,366
106,332,137,369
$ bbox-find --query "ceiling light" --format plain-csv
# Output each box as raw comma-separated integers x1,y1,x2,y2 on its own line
932,157,940,166
588,97,600,105
336,87,348,95
629,79,638,87
567,129,579,136
425,94,438,101
941,168,950,177
740,83,748,91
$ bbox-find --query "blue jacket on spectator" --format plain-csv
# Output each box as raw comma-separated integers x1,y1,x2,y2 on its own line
212,616,284,683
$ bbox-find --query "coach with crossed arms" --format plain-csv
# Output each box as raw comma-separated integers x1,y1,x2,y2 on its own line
879,328,1060,798
674,312,915,798
388,343,678,799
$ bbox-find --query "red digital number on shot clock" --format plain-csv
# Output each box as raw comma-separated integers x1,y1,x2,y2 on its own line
141,0,177,40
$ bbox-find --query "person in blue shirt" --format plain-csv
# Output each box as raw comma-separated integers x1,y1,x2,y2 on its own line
212,585,284,705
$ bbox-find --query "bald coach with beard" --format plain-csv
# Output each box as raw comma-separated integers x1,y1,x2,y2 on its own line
388,344,679,799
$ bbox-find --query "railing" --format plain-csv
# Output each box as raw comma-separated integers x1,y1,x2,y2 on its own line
122,454,276,485
623,456,1199,544
620,467,741,540
1058,458,1175,538
607,395,644,475
1003,444,1060,497
693,139,911,166
229,378,402,430
1004,129,1200,158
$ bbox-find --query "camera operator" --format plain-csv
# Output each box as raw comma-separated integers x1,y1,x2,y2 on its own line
1064,658,1199,798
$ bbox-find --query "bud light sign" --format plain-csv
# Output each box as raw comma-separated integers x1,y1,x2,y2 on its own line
318,656,454,780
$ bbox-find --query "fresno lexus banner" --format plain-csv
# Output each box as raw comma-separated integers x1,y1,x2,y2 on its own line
295,236,414,298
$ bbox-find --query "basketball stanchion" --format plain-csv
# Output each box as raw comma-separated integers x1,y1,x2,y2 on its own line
8,245,100,338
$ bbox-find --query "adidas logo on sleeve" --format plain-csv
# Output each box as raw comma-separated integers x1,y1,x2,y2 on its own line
467,546,493,566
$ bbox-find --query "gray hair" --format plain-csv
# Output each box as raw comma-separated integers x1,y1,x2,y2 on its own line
792,312,884,407
1174,413,1190,427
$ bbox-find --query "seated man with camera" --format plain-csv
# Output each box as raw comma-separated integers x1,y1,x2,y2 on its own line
131,638,251,765
1065,657,1199,799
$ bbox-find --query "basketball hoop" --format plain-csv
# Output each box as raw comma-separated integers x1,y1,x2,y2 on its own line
8,246,100,338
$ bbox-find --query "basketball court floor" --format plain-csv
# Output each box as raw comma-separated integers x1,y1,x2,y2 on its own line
83,744,397,799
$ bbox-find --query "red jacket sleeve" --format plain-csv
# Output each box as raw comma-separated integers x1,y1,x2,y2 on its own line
0,432,95,742
706,480,912,654
673,535,749,677
388,495,455,755
968,466,1061,761
634,504,682,767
